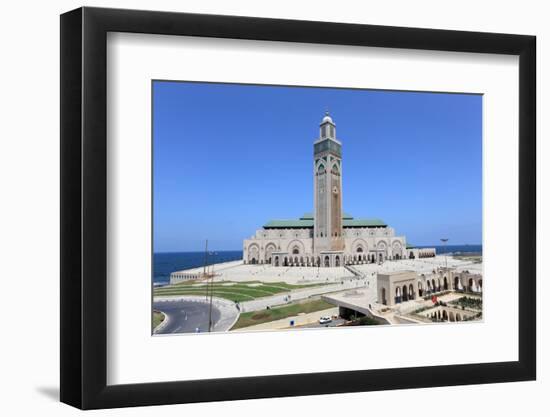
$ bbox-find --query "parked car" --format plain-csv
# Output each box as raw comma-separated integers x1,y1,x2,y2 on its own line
319,316,332,324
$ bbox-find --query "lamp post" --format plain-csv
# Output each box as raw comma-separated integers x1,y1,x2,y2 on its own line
202,240,209,301
208,251,217,333
440,238,449,270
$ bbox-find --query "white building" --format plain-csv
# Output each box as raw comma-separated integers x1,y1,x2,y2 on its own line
377,268,482,306
243,113,436,267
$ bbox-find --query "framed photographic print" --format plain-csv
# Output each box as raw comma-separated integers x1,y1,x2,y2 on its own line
60,6,536,409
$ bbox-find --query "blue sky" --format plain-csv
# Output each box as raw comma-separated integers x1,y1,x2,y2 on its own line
153,81,482,252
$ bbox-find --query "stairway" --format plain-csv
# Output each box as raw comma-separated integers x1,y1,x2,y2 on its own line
344,264,363,278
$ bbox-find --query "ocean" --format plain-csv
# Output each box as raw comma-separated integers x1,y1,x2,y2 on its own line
153,244,481,284
421,244,482,256
153,250,243,284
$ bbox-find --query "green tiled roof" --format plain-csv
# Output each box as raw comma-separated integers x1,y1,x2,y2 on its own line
300,212,354,220
264,219,313,228
406,243,415,249
343,218,386,227
263,216,387,229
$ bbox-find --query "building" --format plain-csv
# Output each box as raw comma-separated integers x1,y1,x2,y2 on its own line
377,268,483,307
377,271,419,306
243,112,435,267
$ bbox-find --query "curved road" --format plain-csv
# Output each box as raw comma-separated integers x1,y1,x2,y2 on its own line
154,299,222,334
154,297,240,334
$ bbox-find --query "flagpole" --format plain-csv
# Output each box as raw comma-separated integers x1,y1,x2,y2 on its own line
440,238,449,270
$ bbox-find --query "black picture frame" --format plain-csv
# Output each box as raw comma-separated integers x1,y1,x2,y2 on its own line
60,6,536,410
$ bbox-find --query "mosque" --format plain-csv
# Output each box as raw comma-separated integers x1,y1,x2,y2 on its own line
243,113,436,268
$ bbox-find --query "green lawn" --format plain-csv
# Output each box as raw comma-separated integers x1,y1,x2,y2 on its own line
154,281,325,303
152,310,165,330
450,296,483,310
231,299,334,330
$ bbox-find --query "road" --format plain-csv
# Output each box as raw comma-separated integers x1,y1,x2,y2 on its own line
154,299,222,334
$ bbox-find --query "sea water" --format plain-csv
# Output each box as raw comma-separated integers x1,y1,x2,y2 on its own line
153,250,243,284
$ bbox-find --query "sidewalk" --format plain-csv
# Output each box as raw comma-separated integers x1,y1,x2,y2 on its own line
233,307,339,331
239,278,369,313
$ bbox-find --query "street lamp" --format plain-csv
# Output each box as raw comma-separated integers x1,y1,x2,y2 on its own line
207,251,217,333
440,238,449,270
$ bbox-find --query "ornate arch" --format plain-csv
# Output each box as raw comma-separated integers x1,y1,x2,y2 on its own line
391,240,403,250
264,242,277,263
247,243,260,263
351,238,369,253
287,239,306,255
316,162,326,175
391,240,403,259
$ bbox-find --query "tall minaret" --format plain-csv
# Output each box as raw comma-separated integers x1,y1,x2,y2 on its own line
313,112,344,253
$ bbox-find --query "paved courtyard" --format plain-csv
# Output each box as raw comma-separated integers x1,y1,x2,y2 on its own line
173,255,482,286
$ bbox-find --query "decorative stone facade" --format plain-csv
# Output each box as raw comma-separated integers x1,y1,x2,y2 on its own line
244,223,411,267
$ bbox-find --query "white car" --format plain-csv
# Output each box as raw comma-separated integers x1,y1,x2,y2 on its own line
319,316,332,325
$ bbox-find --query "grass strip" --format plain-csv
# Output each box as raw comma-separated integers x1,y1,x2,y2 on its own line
231,299,334,330
154,289,257,302
154,287,274,299
152,310,165,330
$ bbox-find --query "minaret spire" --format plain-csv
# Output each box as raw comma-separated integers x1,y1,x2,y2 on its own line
319,110,336,139
313,112,344,255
